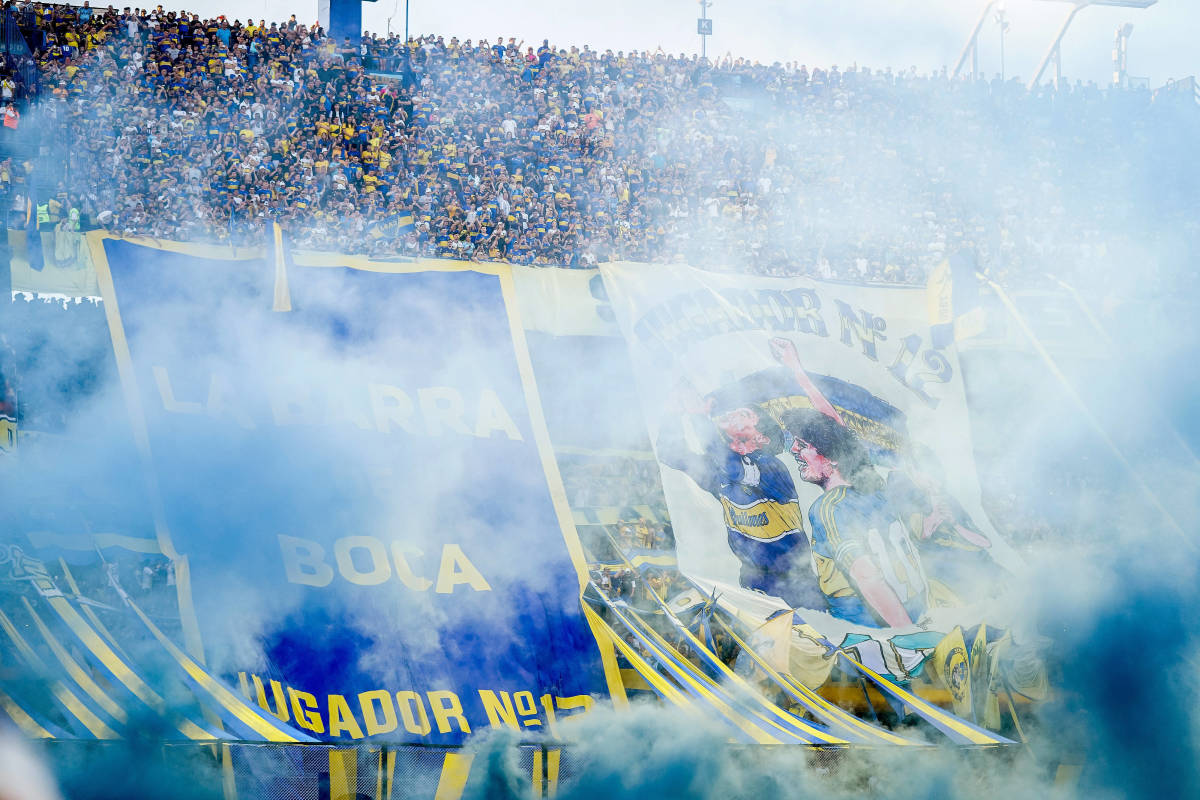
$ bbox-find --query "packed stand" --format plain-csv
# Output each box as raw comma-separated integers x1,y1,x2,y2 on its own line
7,2,1198,289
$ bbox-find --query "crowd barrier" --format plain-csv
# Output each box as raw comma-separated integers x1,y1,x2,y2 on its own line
36,739,952,799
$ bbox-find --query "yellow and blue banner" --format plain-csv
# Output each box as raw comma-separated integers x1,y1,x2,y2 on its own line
21,235,620,745
365,213,415,242
598,260,1023,682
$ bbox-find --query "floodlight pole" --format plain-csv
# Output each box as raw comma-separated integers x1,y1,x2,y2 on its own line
386,0,408,40
698,0,711,59
1113,23,1133,87
1026,0,1159,90
1029,1,1093,90
996,6,1008,81
952,0,1000,80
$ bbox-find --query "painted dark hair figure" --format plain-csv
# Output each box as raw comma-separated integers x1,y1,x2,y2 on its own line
780,407,928,627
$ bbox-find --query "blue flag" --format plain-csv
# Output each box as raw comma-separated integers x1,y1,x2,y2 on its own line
365,213,414,242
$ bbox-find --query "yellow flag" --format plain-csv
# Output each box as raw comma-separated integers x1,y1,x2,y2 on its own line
926,258,953,327
929,626,972,718
271,222,292,313
970,624,1000,729
954,306,988,340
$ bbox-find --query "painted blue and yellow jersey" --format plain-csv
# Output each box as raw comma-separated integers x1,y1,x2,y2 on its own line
717,455,804,562
807,485,928,627
657,415,822,609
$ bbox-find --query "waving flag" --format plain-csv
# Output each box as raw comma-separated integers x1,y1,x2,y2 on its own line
926,249,986,347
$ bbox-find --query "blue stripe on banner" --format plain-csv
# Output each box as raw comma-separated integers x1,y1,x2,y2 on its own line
596,540,856,745
838,653,1014,745
598,595,778,742
705,614,919,746
666,573,1002,746
34,594,228,740
121,594,316,742
0,684,68,738
0,605,123,739
604,596,846,745
595,590,830,745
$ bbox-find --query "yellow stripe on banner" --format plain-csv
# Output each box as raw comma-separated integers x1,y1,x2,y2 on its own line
605,602,819,746
840,653,1004,744
609,603,834,745
329,749,357,800
531,747,543,799
221,743,238,800
596,528,842,745
781,672,914,746
433,752,474,800
0,608,118,739
44,595,210,740
546,749,560,799
52,683,119,739
57,559,125,654
618,668,653,692
599,599,780,742
587,608,690,705
272,222,291,312
628,554,676,568
497,265,627,708
374,749,384,800
0,608,49,669
289,252,504,274
588,608,692,709
26,530,163,555
87,232,207,665
0,687,53,738
713,616,913,746
123,599,304,742
22,597,128,724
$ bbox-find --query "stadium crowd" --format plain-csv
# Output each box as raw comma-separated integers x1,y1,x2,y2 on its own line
0,2,1194,289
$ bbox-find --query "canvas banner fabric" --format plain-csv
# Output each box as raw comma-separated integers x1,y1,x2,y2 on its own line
598,262,1021,654
76,236,618,743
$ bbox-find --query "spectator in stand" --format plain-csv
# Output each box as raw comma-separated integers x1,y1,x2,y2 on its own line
0,2,1187,292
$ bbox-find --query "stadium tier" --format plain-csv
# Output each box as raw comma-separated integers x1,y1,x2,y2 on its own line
0,4,1198,799
0,2,1194,290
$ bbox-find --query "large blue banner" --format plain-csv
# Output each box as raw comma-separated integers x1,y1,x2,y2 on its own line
87,238,618,744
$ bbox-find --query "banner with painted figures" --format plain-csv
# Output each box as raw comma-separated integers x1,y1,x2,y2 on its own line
598,262,1024,676
8,236,621,745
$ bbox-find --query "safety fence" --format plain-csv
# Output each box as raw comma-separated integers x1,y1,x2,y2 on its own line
35,739,898,800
